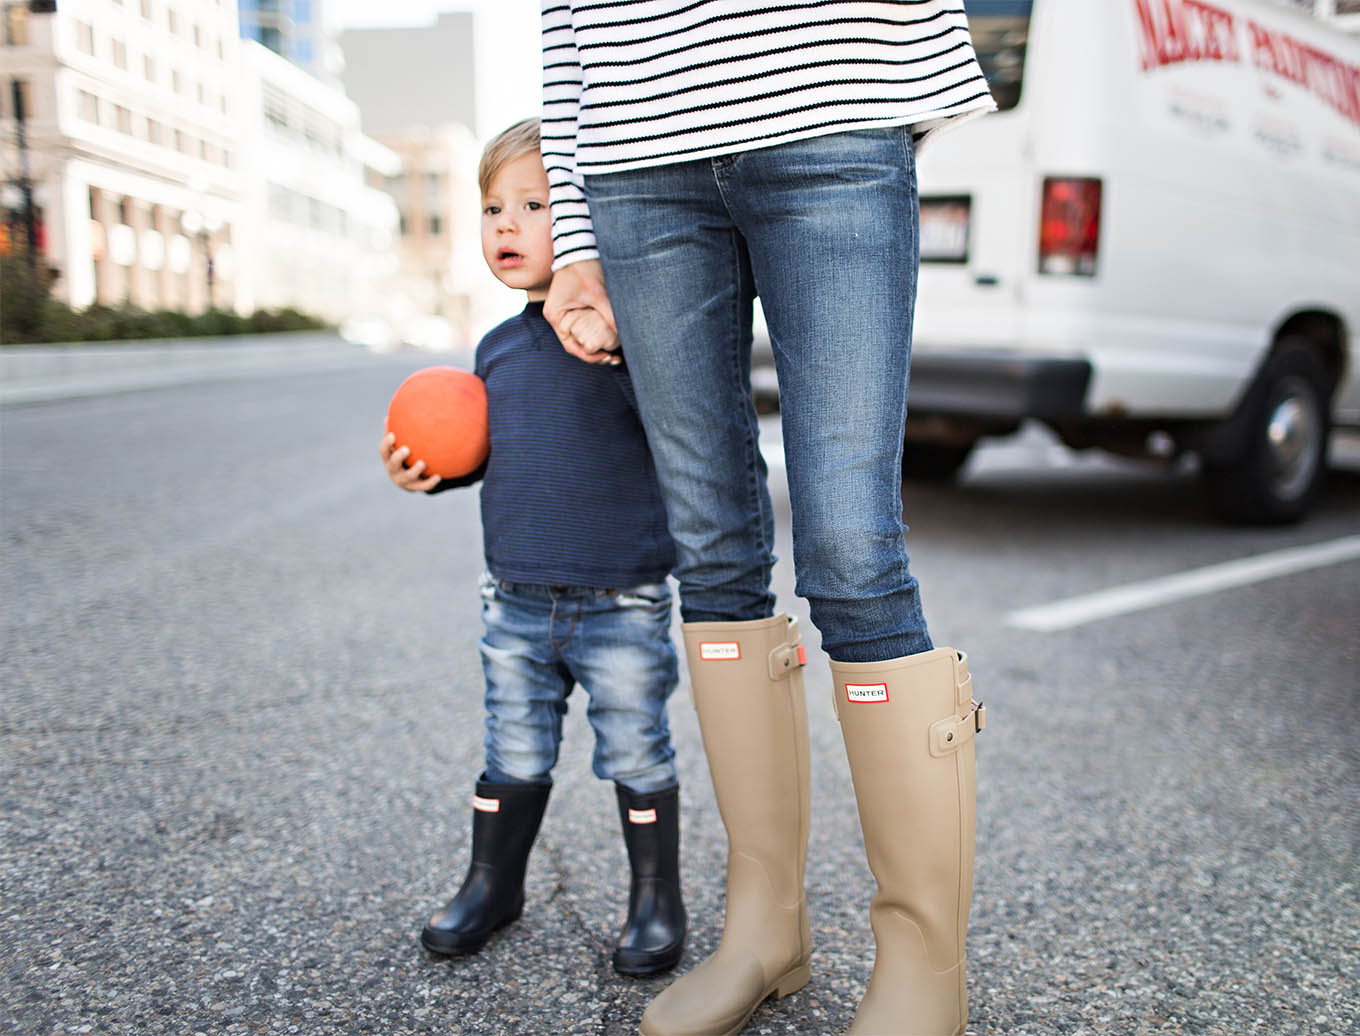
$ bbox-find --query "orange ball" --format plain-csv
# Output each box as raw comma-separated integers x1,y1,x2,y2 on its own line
385,366,489,479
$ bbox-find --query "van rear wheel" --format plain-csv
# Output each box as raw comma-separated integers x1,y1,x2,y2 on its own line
901,439,976,483
1202,340,1330,525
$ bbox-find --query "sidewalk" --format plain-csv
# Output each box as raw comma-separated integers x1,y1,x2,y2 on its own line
0,332,394,405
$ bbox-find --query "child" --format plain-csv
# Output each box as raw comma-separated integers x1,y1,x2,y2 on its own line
379,118,686,977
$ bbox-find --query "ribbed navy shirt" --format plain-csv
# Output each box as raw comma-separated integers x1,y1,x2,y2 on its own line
437,302,675,589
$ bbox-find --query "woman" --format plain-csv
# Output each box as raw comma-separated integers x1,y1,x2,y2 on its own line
540,4,994,1033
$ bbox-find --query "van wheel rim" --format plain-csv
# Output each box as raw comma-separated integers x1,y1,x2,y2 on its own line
1266,376,1321,500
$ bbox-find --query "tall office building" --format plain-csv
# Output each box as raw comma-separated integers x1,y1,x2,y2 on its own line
237,0,336,83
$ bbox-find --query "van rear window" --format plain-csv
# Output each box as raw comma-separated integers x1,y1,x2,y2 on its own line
965,0,1033,112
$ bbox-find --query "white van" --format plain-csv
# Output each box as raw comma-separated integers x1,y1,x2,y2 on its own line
904,0,1360,523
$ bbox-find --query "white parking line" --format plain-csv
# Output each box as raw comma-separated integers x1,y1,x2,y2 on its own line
1006,534,1360,633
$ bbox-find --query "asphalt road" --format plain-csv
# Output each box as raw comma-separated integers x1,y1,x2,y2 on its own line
2,359,1357,1036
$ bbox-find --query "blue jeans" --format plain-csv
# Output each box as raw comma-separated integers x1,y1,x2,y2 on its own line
584,126,933,662
478,574,679,793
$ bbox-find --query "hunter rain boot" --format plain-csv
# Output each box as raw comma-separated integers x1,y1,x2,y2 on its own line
830,648,984,1036
613,783,688,976
420,776,551,956
640,614,812,1036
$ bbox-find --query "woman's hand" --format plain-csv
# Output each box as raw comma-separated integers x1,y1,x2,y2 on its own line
545,259,620,365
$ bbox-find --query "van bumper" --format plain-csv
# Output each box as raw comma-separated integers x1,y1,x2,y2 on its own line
907,351,1092,421
748,346,1092,422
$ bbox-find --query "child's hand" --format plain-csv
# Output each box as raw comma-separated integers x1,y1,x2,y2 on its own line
560,307,622,366
380,432,443,492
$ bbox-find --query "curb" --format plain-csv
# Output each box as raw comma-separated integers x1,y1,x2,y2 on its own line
0,333,391,404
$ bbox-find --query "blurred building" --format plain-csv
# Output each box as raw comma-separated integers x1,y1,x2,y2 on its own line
233,39,400,325
1,0,245,312
337,12,476,136
338,11,501,348
367,123,485,349
237,0,340,84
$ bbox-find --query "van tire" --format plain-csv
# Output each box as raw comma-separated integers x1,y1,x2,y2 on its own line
901,440,976,483
1202,340,1331,525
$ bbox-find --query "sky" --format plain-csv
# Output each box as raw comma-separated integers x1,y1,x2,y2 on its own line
328,1,541,137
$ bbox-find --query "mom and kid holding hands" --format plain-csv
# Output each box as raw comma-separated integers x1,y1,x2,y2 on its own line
380,5,994,1034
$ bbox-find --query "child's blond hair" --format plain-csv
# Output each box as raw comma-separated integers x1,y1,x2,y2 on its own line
478,118,541,197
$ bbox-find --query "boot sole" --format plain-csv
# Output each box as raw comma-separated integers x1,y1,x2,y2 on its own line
640,959,811,1036
419,905,522,957
611,941,685,977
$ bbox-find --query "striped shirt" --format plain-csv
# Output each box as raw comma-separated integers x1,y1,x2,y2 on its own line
541,0,997,267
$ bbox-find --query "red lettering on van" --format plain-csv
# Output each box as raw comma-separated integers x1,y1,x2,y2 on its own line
1133,0,1240,71
1248,22,1360,127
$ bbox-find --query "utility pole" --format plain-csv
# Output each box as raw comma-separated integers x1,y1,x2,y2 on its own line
6,0,56,269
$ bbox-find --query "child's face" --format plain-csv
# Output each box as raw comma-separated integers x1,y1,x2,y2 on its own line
481,151,554,300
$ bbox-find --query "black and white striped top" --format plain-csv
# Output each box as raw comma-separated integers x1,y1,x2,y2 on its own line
541,0,997,267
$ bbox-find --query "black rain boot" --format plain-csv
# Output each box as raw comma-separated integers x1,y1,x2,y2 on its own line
613,783,687,976
420,776,551,956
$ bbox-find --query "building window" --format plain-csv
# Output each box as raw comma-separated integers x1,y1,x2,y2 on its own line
428,214,443,236
146,118,161,144
167,9,177,34
76,21,94,55
192,23,201,47
174,129,185,152
263,89,289,132
112,38,127,69
171,69,181,94
398,212,408,236
4,5,30,46
79,89,99,124
144,55,155,80
115,105,132,133
141,0,152,19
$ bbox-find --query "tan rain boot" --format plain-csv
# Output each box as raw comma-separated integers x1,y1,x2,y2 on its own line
640,614,813,1036
830,648,985,1036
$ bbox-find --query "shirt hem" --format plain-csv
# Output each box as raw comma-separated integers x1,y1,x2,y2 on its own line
575,99,997,177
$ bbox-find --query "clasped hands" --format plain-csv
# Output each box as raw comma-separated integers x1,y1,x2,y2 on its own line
544,260,622,366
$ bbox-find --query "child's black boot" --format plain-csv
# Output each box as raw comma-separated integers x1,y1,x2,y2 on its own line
420,776,551,956
613,783,687,976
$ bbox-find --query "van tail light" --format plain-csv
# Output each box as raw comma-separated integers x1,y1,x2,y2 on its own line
1038,176,1102,276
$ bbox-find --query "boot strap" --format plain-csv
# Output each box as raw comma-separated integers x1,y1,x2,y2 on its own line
929,700,986,757
768,639,808,681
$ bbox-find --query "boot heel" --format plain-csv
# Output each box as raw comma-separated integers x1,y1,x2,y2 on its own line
772,960,811,999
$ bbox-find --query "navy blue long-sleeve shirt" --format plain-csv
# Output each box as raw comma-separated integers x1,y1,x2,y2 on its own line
436,302,674,589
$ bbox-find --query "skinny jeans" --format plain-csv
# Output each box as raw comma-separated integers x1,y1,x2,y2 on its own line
584,125,933,662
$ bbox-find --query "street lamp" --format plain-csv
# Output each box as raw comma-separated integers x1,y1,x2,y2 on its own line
180,204,224,310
